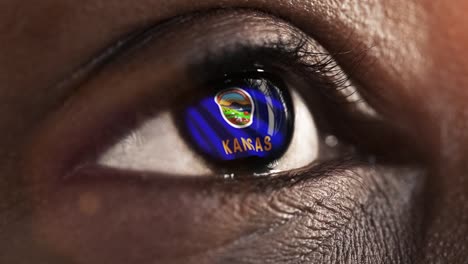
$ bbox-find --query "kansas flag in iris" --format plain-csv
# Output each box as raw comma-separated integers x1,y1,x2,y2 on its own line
215,88,254,128
183,79,293,162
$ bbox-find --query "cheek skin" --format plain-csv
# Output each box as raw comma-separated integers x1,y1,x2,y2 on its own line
417,1,468,262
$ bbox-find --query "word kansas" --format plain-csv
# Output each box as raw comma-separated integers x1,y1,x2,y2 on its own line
222,136,272,155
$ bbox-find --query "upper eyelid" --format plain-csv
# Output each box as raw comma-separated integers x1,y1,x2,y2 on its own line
50,10,313,111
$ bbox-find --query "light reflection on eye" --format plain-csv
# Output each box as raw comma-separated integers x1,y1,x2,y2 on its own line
97,73,319,177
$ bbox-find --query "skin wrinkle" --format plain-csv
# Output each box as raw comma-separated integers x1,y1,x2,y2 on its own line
184,174,363,262
319,169,422,264
201,167,420,263
168,164,421,263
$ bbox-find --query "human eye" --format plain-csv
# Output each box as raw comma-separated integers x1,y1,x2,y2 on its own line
30,10,407,181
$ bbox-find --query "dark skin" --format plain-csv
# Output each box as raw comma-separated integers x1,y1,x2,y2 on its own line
1,0,467,263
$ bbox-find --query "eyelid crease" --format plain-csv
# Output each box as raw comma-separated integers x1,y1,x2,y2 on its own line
49,28,150,110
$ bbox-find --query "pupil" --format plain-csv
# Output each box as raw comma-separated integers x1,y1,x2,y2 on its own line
183,77,294,167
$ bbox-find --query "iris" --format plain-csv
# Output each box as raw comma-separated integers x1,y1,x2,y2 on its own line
183,77,294,166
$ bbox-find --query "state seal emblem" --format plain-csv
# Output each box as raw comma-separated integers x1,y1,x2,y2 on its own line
214,88,254,128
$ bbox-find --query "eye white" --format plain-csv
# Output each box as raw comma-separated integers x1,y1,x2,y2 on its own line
98,112,212,176
98,90,319,176
270,90,318,173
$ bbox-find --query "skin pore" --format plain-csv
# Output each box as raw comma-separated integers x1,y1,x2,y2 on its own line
1,0,468,263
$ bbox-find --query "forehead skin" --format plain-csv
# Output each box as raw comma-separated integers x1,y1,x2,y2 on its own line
0,0,468,263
